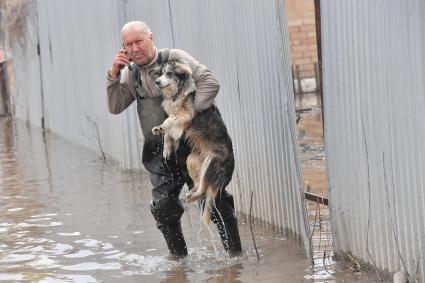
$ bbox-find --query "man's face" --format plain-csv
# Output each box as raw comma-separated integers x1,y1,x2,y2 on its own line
122,27,155,66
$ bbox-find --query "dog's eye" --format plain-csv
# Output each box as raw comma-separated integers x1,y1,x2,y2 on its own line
166,71,174,76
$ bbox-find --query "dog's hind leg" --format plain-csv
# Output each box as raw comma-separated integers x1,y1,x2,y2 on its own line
186,155,212,203
186,153,202,191
172,139,180,154
162,133,174,160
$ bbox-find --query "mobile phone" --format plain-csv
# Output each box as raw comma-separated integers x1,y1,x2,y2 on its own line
124,50,133,71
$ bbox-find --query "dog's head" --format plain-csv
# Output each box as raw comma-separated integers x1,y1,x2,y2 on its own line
155,60,196,99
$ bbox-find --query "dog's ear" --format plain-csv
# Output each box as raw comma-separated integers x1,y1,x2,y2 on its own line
174,61,192,78
174,61,196,96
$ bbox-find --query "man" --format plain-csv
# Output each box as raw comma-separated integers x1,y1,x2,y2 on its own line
106,21,242,257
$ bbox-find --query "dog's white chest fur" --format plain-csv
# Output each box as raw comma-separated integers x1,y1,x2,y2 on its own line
162,98,194,141
151,60,196,161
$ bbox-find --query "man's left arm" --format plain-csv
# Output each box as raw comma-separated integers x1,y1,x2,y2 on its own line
192,68,220,112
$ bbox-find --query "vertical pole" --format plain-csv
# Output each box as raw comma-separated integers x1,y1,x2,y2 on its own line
292,66,297,96
37,42,45,129
314,0,324,134
296,65,302,94
35,1,45,129
314,62,320,92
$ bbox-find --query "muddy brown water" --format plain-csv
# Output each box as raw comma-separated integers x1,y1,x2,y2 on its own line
0,111,375,282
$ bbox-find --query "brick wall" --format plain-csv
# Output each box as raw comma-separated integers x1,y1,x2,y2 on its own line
286,0,318,79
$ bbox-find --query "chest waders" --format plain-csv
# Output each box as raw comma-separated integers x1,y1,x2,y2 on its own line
132,51,242,256
132,50,191,256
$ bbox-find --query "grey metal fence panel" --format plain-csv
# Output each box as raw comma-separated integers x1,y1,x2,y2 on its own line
9,2,44,128
34,0,145,169
9,0,310,250
321,0,425,278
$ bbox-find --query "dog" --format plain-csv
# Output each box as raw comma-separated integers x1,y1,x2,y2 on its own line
152,60,235,224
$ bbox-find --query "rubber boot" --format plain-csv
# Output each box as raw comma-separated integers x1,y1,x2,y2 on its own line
150,197,188,258
210,192,242,255
157,221,188,258
216,217,242,256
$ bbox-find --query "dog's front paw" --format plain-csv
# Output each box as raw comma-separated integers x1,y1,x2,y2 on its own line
152,126,163,135
185,190,200,203
185,192,194,203
163,146,172,160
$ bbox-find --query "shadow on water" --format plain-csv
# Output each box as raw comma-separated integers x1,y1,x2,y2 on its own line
0,117,313,283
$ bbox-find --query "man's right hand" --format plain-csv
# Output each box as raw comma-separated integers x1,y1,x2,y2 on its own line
109,49,130,80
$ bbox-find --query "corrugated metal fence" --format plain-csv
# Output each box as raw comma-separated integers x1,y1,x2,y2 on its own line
321,0,425,279
7,0,310,254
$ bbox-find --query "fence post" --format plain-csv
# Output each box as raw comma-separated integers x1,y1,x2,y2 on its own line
0,61,10,117
296,65,302,94
314,62,320,93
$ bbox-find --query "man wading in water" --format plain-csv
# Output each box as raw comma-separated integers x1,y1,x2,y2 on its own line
106,21,242,258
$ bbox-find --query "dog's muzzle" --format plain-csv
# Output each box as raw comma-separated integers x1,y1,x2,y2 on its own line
155,78,169,89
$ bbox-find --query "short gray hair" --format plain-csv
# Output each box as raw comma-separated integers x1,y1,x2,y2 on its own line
121,21,152,41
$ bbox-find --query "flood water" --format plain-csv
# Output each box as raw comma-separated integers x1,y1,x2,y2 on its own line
0,117,317,283
0,94,378,283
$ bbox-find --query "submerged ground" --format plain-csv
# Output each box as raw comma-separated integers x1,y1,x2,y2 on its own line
0,106,374,282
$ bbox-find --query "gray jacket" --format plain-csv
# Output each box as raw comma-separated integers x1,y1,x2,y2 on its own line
106,48,220,114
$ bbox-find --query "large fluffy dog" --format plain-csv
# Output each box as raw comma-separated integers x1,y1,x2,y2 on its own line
152,60,235,224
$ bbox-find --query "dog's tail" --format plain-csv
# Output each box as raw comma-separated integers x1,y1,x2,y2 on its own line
187,152,234,224
201,153,234,225
185,155,217,224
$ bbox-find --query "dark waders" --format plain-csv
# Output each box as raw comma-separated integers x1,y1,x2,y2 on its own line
135,86,191,257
